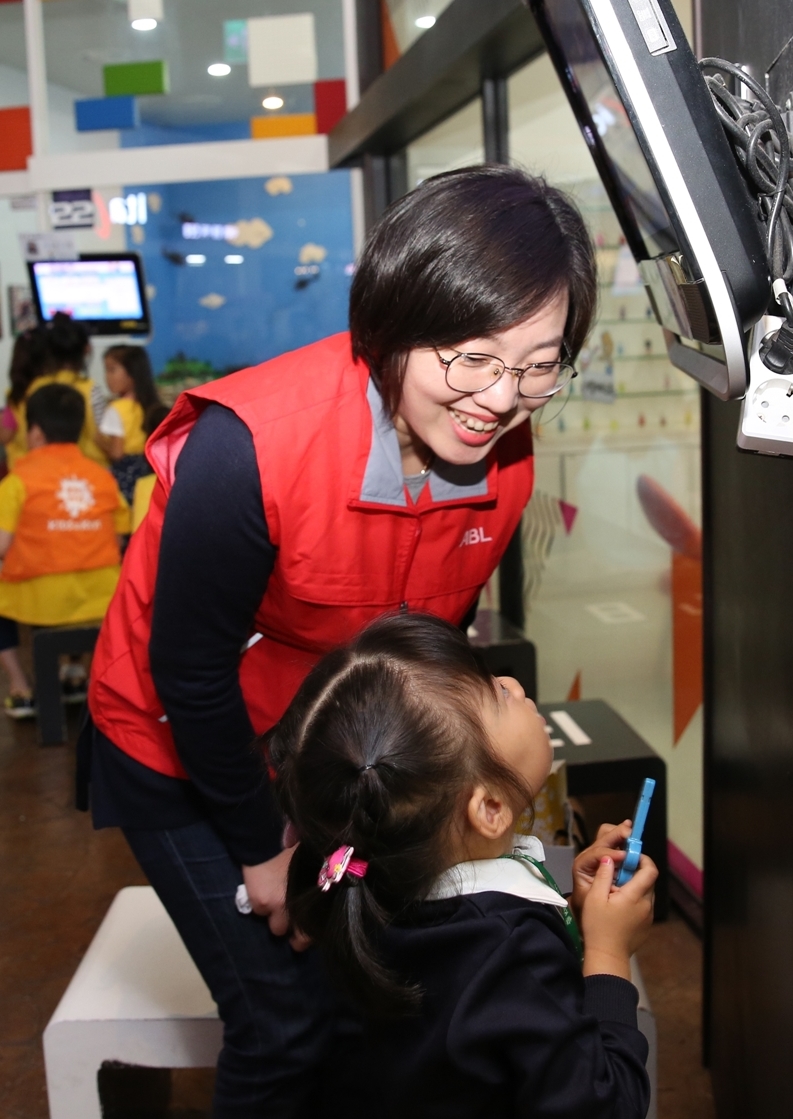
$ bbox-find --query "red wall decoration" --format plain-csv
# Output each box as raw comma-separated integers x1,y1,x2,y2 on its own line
314,79,347,135
0,106,32,172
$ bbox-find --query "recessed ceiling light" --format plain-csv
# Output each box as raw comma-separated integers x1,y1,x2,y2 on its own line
186,254,206,265
131,17,157,30
224,254,244,264
208,62,231,77
415,15,436,28
262,95,284,110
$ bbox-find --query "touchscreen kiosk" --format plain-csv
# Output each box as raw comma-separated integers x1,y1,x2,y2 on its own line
27,254,150,337
528,0,771,399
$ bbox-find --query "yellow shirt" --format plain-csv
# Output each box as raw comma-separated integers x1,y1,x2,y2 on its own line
6,371,108,470
0,471,130,626
131,472,157,532
106,397,147,456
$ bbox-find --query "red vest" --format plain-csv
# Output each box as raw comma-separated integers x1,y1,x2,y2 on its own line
2,443,121,581
89,333,534,778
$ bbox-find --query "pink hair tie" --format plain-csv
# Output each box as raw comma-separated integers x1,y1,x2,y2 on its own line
318,846,369,892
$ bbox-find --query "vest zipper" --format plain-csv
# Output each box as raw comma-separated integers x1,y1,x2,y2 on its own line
399,518,423,613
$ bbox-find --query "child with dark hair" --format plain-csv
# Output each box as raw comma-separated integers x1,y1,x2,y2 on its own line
272,613,657,1119
0,383,130,717
97,345,162,503
5,313,107,468
0,327,48,470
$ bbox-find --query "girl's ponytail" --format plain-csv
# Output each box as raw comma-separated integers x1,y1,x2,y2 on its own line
288,839,419,1016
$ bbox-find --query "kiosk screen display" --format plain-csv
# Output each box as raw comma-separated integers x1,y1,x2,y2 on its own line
28,255,149,334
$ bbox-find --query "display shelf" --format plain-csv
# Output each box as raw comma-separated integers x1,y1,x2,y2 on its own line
570,389,699,400
608,353,671,362
597,317,659,325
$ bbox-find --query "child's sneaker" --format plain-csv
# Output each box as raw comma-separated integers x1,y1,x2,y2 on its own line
4,693,35,720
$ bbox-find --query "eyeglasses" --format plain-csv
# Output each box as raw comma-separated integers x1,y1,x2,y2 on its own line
437,347,577,400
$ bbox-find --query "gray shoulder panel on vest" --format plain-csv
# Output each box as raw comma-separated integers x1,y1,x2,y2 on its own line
361,378,407,506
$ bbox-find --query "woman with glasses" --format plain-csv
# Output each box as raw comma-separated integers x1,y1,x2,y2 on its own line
85,164,597,1118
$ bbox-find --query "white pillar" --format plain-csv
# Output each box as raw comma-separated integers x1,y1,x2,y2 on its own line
349,166,365,255
342,0,360,111
23,0,49,157
23,0,50,231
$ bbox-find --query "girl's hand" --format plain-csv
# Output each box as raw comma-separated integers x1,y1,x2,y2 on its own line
242,847,312,952
570,820,632,922
580,853,658,981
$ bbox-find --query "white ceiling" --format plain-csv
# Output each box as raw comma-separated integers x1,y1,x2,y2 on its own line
0,0,345,128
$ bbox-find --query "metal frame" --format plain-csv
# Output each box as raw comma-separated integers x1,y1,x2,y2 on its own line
584,0,749,399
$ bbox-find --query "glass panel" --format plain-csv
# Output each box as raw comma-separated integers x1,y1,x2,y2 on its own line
406,97,484,188
41,0,346,152
508,54,703,873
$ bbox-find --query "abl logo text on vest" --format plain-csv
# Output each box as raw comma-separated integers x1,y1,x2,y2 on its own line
459,527,493,547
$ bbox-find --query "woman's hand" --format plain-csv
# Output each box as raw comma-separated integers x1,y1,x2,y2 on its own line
242,846,311,951
580,854,658,980
570,820,632,923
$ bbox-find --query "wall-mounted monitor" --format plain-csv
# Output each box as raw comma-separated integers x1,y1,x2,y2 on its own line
528,0,771,400
27,253,150,337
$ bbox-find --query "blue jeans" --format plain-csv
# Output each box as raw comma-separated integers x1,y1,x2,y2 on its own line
123,821,359,1119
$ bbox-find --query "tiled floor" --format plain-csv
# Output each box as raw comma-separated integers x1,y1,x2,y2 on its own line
0,712,715,1119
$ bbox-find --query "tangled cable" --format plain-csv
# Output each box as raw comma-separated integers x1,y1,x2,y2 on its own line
700,57,793,324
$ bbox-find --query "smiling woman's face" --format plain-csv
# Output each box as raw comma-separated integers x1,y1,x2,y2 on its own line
394,292,569,469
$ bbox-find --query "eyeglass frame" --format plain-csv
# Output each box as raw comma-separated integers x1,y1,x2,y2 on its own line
435,344,578,400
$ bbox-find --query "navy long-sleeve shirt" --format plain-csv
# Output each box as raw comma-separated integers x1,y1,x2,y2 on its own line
366,892,650,1119
91,404,283,864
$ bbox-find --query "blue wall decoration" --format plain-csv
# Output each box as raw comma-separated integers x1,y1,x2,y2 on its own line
125,171,354,379
75,96,139,132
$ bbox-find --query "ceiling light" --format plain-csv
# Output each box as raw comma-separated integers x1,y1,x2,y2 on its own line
186,254,206,265
131,17,157,30
262,95,284,110
415,15,436,28
225,254,244,264
208,62,231,77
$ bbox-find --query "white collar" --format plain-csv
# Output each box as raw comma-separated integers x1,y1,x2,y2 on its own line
426,836,568,909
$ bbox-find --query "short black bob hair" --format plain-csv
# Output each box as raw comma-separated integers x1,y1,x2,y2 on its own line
26,383,85,444
349,164,597,416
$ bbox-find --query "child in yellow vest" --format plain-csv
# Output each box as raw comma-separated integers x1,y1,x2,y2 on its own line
0,383,130,718
97,344,162,505
3,313,108,470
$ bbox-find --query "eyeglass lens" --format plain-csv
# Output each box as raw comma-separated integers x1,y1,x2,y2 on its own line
444,353,574,399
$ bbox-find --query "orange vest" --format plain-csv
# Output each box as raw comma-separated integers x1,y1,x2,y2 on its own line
89,333,535,778
2,443,121,581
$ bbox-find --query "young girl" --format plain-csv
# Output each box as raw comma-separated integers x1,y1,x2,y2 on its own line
2,315,106,469
272,612,657,1119
98,345,161,504
0,327,48,471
